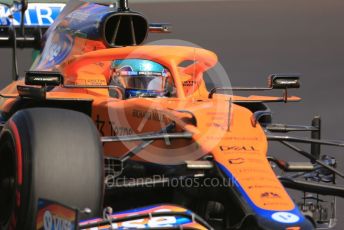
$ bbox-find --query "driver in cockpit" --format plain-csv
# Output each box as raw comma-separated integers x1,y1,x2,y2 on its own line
109,59,176,99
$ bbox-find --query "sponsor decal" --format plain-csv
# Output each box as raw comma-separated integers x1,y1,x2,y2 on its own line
228,158,245,164
116,70,165,77
80,206,198,229
0,3,65,26
182,80,197,87
95,115,133,136
36,199,77,230
237,168,270,174
110,125,133,136
260,192,281,199
85,79,107,86
205,122,227,130
132,109,166,122
247,184,281,190
119,216,177,228
263,201,291,207
207,136,259,141
83,216,190,229
244,158,265,164
271,212,300,224
240,176,276,183
43,210,73,230
220,145,256,152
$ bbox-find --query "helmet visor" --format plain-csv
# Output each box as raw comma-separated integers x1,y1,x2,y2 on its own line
116,71,166,92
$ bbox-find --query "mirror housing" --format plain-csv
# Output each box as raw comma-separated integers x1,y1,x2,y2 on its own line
25,71,63,86
268,74,300,89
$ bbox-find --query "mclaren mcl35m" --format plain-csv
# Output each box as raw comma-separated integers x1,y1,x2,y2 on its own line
0,0,343,229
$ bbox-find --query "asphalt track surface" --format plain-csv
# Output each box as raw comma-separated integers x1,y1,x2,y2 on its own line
1,0,344,229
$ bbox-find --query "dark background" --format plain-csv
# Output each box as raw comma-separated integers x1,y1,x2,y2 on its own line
1,0,343,228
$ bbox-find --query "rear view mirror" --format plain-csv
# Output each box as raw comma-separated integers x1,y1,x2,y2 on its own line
25,71,63,86
268,74,300,89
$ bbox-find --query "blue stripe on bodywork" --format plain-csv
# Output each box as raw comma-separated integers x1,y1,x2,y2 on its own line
217,162,307,225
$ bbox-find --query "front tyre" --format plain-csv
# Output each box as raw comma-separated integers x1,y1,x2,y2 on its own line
0,108,104,229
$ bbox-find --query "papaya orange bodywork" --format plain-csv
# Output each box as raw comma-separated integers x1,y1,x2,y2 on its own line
0,45,300,214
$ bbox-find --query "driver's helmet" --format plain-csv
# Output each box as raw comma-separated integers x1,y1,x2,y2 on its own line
110,59,170,98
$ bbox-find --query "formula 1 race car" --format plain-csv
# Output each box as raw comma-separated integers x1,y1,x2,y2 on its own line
0,0,343,229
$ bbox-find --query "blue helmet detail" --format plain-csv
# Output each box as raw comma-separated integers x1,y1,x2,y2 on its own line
112,59,168,77
111,59,170,98
124,89,165,98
